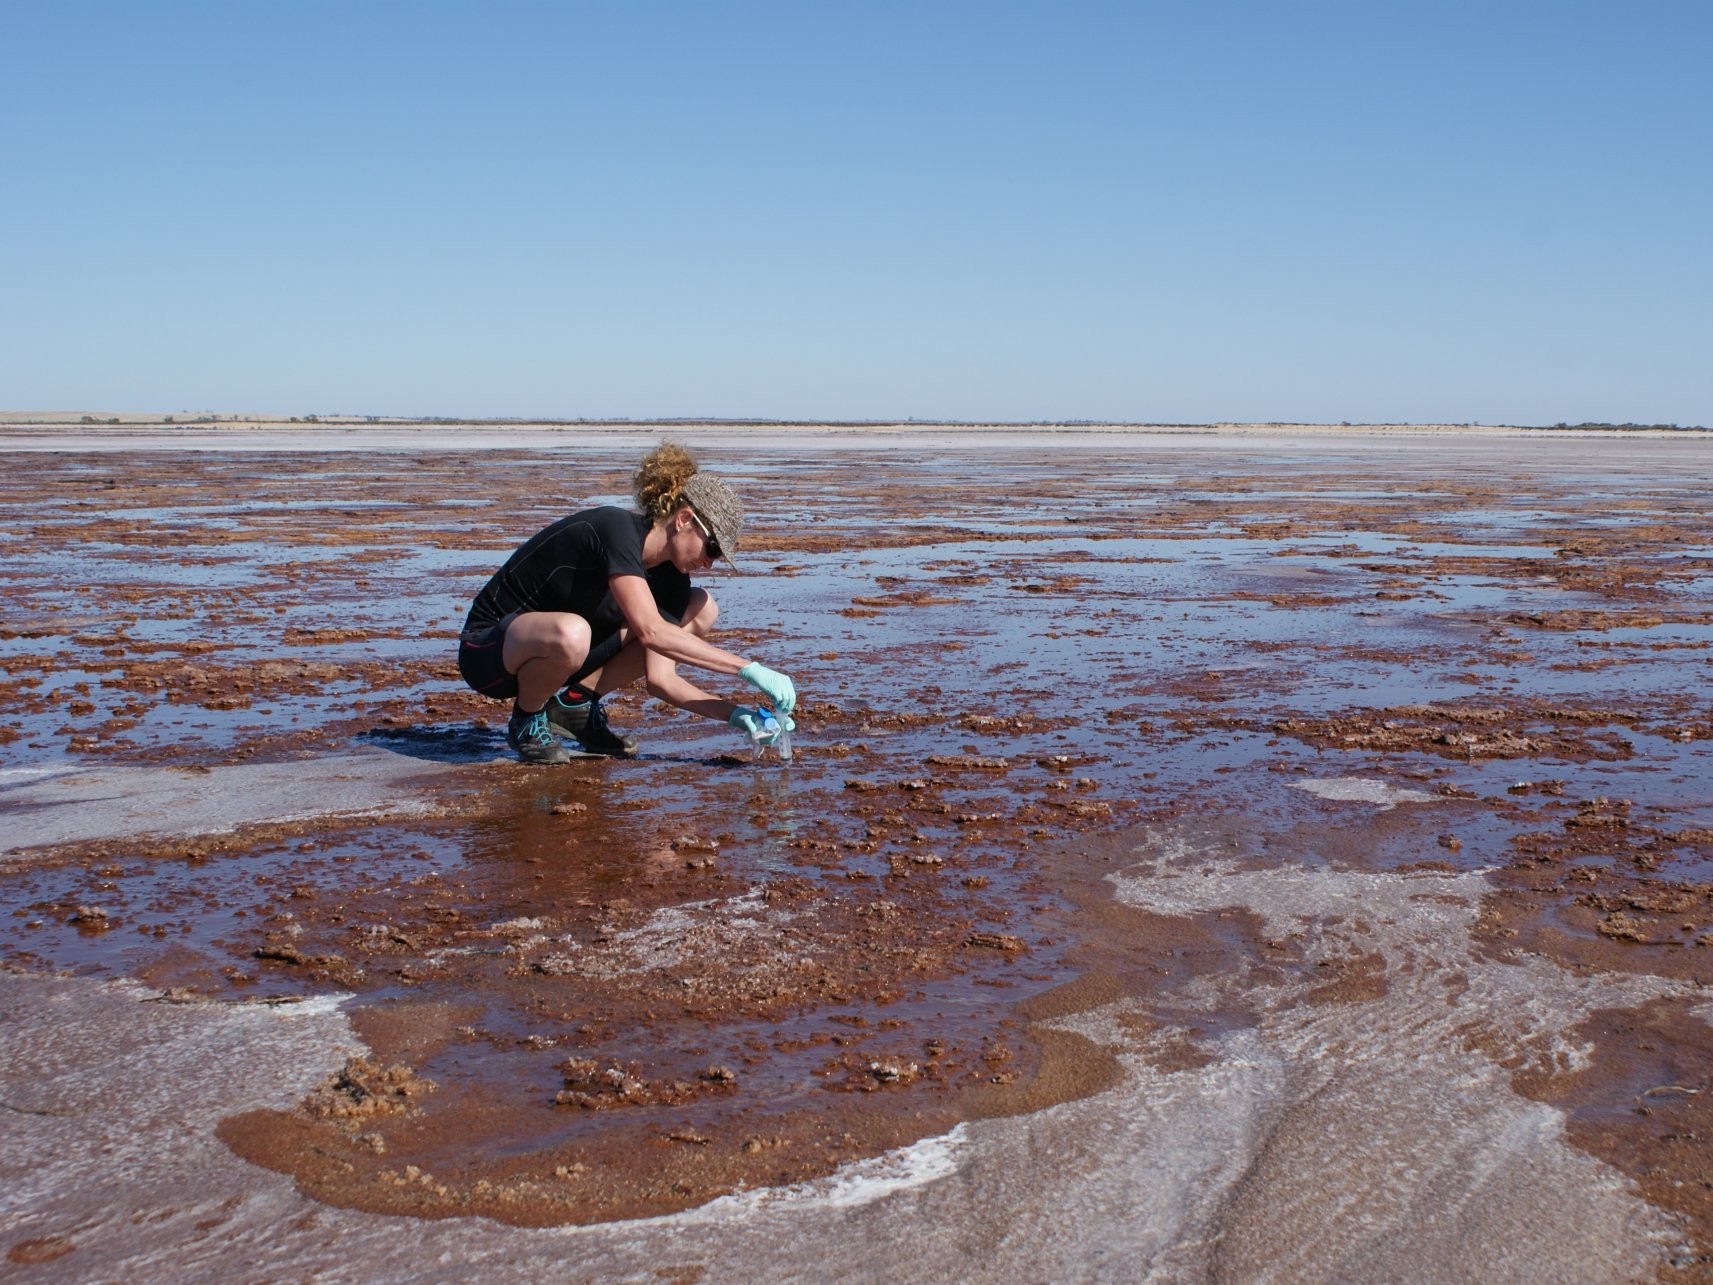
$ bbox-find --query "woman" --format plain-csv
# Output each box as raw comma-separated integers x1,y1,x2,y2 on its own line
457,443,797,764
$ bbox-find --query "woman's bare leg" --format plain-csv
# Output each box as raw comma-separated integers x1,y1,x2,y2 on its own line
501,612,592,711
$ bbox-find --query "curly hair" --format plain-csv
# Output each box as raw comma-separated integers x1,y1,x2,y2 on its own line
632,441,699,524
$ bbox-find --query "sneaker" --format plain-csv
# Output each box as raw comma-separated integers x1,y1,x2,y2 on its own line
545,692,639,757
507,707,572,765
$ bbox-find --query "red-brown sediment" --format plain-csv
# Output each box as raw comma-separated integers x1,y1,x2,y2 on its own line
2,436,1712,1256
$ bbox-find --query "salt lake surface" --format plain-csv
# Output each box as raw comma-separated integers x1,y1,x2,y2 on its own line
3,426,1711,1281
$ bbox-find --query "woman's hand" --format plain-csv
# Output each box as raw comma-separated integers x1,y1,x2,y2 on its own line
729,705,794,744
738,662,796,715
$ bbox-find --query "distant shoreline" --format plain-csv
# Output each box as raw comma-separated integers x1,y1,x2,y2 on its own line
3,416,1709,457
0,413,1707,437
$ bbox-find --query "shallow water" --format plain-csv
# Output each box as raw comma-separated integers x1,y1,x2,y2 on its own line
3,428,1712,1279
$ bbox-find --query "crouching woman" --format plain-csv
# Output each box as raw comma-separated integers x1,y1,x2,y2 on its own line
456,443,796,764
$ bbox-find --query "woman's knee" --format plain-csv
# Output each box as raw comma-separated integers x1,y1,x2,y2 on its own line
506,612,591,671
547,614,592,663
683,590,718,638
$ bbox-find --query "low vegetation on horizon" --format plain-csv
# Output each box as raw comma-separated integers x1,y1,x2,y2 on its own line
5,413,1704,432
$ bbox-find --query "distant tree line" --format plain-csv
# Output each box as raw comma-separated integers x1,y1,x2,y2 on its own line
1534,430,1706,442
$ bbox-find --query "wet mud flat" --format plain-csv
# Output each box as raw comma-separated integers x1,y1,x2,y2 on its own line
3,427,1713,1280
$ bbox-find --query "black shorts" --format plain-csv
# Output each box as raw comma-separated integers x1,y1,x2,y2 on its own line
456,612,674,701
457,611,523,699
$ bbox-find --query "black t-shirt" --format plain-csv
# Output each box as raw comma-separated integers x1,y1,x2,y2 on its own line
462,506,691,640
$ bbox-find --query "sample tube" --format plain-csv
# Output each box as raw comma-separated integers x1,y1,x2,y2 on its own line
757,709,780,760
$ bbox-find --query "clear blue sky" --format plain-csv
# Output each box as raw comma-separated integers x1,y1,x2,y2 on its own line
3,1,1708,423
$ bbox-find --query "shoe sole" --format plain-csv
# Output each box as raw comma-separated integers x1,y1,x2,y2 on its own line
507,740,623,764
512,747,574,765
572,742,637,758
544,713,638,757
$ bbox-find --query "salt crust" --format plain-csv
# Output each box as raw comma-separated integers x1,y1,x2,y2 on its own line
0,749,452,855
1,830,1696,1281
1290,775,1440,810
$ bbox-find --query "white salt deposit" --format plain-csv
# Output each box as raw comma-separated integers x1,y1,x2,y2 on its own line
0,748,453,855
1,825,1694,1281
1291,775,1440,809
542,890,797,980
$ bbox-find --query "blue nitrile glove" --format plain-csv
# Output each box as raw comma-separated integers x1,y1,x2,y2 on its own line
738,661,796,716
729,705,794,744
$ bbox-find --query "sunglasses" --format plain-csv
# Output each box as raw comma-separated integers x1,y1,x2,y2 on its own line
688,509,722,562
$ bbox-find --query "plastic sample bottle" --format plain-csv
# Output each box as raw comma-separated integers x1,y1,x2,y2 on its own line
758,707,792,762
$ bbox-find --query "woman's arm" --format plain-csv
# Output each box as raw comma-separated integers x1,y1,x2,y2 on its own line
609,574,751,675
641,645,741,720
